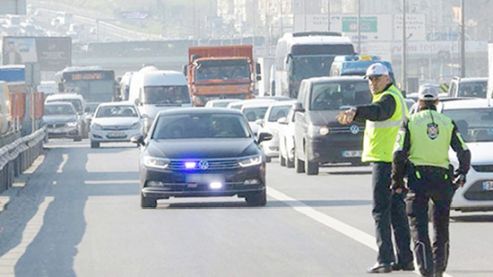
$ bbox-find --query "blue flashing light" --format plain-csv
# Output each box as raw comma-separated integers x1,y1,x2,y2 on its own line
184,162,196,169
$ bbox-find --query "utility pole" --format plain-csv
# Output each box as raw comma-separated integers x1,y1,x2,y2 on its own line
401,0,407,93
460,0,466,77
303,0,307,31
327,0,331,31
357,0,361,53
280,0,284,34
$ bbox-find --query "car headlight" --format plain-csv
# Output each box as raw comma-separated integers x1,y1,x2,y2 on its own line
91,123,103,130
238,155,262,167
66,121,78,127
143,156,170,169
308,124,329,137
131,122,141,129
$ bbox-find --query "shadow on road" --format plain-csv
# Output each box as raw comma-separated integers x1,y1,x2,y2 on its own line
0,141,140,276
450,213,493,222
160,199,371,209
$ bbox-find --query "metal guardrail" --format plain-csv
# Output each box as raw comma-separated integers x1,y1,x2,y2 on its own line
0,128,45,193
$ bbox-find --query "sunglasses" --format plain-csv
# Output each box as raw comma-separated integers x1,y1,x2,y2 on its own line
368,75,383,81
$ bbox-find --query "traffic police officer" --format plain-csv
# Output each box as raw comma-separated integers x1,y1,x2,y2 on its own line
338,63,414,273
391,88,471,277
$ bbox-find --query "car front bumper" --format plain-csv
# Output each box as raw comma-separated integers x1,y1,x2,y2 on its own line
452,167,493,211
90,129,143,142
305,133,363,164
141,164,266,199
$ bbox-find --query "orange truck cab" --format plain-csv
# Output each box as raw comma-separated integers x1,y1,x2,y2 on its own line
186,45,260,106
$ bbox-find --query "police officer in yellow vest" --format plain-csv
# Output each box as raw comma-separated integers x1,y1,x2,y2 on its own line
338,63,413,273
391,88,470,277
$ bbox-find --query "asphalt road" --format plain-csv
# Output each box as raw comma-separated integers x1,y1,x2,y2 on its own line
0,139,492,276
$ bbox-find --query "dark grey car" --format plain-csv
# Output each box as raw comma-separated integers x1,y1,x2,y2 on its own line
132,108,272,208
293,76,371,175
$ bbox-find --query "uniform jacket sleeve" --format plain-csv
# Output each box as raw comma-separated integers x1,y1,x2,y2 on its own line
450,121,471,175
391,119,410,189
354,94,396,122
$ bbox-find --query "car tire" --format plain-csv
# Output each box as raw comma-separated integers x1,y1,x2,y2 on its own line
90,141,100,148
265,156,272,163
286,157,294,168
294,149,305,173
141,193,157,209
246,189,267,206
305,145,319,175
279,152,286,167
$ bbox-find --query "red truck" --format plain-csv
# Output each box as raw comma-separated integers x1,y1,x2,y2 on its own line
186,45,260,106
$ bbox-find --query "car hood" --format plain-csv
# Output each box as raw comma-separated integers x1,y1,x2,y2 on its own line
92,117,140,126
43,115,77,123
449,142,493,165
146,138,260,159
306,110,344,126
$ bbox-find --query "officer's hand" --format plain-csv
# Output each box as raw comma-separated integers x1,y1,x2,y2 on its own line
336,109,356,125
453,173,466,188
391,181,408,194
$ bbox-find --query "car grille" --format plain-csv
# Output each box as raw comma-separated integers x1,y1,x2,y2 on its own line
329,125,364,135
167,159,240,170
463,180,493,200
102,126,131,131
472,165,493,173
49,123,67,128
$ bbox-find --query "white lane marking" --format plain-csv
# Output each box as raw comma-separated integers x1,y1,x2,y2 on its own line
56,154,68,173
84,180,138,185
0,197,55,276
267,187,453,277
23,155,45,175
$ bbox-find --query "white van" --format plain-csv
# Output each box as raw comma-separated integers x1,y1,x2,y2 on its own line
128,67,191,131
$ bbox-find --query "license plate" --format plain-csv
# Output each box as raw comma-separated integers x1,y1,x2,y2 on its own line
186,174,223,184
342,150,362,158
481,181,493,191
107,132,126,138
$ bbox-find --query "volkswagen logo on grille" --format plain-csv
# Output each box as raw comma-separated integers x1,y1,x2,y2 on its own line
350,125,360,135
198,160,209,170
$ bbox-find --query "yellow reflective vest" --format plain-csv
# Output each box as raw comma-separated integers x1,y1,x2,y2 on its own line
362,85,408,162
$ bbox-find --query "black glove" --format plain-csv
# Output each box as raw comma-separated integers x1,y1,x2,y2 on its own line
453,173,466,190
391,181,408,194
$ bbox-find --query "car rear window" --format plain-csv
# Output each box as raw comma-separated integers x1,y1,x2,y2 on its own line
443,108,493,142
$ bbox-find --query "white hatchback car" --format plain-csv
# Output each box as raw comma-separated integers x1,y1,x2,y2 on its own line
257,100,296,160
441,99,493,212
90,102,143,148
278,105,296,168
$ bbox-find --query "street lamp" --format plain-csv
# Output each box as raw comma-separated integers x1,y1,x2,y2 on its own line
460,0,466,77
401,0,407,93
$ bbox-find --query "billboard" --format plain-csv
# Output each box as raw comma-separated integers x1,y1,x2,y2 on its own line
2,36,71,71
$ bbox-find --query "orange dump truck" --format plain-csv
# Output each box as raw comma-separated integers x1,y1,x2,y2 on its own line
186,45,260,106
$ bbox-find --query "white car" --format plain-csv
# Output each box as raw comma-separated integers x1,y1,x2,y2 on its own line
90,102,143,148
278,104,297,168
441,99,493,212
226,98,277,110
257,100,296,160
240,101,274,137
205,99,240,108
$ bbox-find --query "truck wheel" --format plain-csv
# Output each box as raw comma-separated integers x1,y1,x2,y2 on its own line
90,141,100,148
279,152,286,167
305,145,319,175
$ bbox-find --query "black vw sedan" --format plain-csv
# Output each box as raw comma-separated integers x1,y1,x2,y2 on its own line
131,108,272,208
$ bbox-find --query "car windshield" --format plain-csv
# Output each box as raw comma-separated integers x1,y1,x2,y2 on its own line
95,105,138,118
195,60,250,81
47,99,82,113
458,81,487,98
443,108,493,142
143,86,190,105
152,113,250,139
268,105,291,122
291,55,335,81
310,80,371,111
44,104,75,115
243,107,268,122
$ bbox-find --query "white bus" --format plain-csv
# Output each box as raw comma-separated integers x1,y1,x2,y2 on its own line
274,32,355,99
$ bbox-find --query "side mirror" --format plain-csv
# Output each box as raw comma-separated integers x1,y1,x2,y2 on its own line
256,75,262,81
256,62,261,75
277,117,288,125
255,119,264,127
293,102,305,113
257,132,273,144
134,98,141,106
130,135,145,146
183,65,188,76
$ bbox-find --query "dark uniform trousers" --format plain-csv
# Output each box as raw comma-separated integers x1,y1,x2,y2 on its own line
372,162,413,265
406,166,455,276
